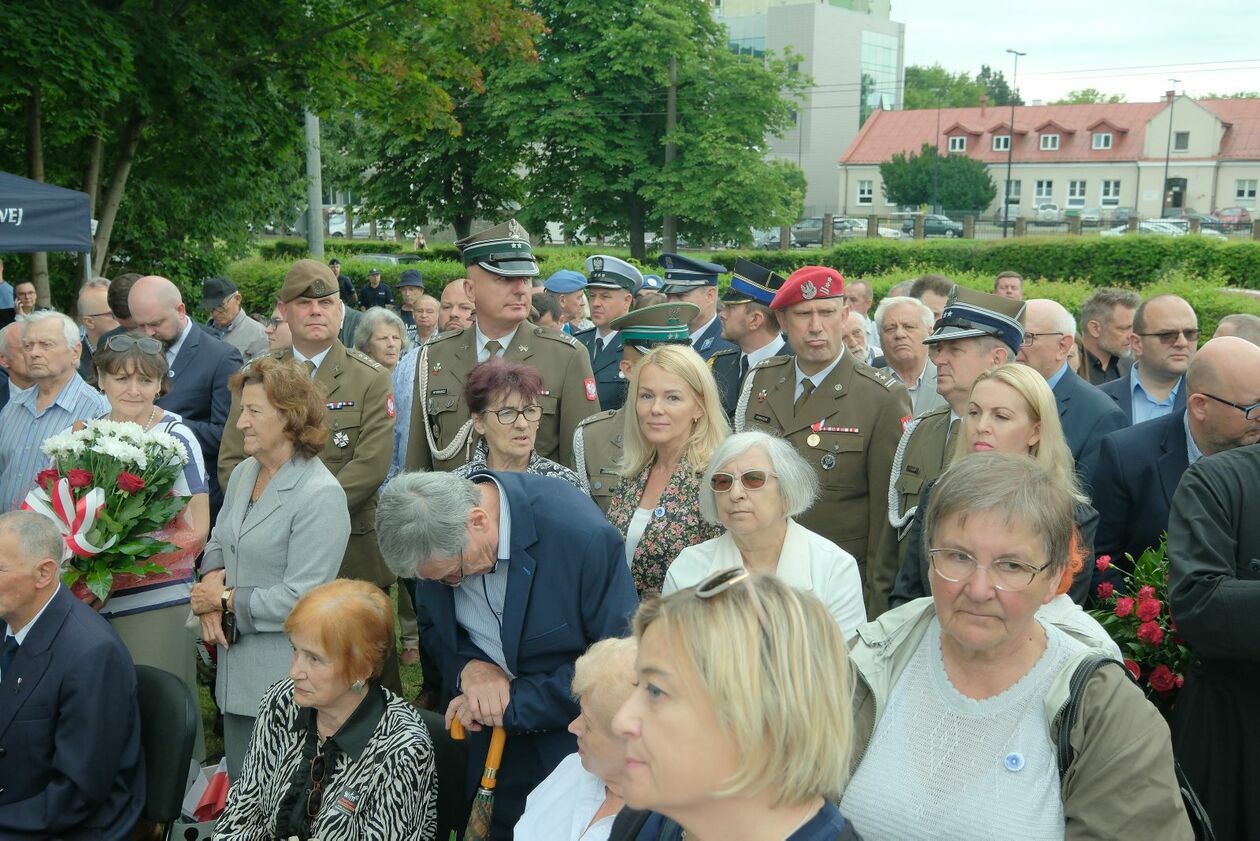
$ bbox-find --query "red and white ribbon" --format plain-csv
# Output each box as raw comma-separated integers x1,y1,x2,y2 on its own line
22,478,117,558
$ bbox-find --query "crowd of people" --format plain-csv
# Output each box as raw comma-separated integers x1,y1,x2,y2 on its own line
0,223,1258,840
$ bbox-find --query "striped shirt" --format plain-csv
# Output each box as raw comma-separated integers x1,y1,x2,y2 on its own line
0,374,109,511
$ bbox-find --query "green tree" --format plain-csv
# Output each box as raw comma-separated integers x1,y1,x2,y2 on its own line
904,64,1023,110
1052,88,1126,104
1201,91,1260,99
879,143,995,211
975,65,1023,106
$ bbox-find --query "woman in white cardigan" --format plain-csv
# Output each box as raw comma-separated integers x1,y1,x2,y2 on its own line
663,431,867,640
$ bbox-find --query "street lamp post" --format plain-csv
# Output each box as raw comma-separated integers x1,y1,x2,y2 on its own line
1161,79,1181,219
1002,49,1025,239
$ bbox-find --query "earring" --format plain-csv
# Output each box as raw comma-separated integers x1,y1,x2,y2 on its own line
351,679,365,694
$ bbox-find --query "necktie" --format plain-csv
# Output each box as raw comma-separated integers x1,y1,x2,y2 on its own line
484,340,503,361
739,354,750,381
303,359,317,378
794,379,815,415
595,337,605,357
0,635,18,682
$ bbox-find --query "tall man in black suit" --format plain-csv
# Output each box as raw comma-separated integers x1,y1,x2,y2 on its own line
1098,294,1196,425
573,255,639,411
1017,298,1125,480
659,253,737,360
0,511,144,839
377,470,638,839
129,275,243,512
1092,337,1260,589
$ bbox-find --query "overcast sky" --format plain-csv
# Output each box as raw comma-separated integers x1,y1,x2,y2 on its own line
891,0,1260,103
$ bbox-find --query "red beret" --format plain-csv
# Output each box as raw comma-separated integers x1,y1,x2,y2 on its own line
770,265,845,310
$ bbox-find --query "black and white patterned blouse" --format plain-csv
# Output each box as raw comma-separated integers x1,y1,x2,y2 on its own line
452,439,590,494
214,679,437,841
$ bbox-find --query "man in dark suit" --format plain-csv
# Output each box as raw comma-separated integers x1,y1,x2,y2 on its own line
128,275,243,512
1017,298,1125,479
0,510,144,839
573,255,639,411
1092,337,1260,589
712,259,790,417
376,470,638,839
659,253,737,360
1098,294,1196,426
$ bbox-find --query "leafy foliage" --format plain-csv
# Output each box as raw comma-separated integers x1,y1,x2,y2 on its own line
1051,88,1126,104
879,143,996,211
903,63,1023,110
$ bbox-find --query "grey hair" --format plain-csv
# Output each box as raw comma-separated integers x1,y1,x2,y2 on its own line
375,472,480,578
699,431,819,525
355,306,412,355
873,295,934,332
78,277,110,298
925,452,1073,577
1215,313,1260,345
1028,298,1077,337
1079,288,1140,330
0,510,66,569
21,311,80,350
0,323,19,359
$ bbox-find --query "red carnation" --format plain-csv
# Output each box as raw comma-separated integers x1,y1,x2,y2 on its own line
1136,599,1162,622
1137,585,1157,601
1137,620,1165,646
1149,664,1177,693
1114,597,1135,618
1095,582,1115,600
116,472,147,494
36,468,60,489
1095,555,1111,572
67,468,94,488
1123,659,1141,680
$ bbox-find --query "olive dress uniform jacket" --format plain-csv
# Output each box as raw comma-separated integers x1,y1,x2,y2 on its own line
405,324,599,473
217,342,395,587
574,327,627,411
736,350,911,614
572,408,625,513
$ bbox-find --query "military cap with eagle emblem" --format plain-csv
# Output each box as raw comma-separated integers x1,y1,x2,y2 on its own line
584,255,642,293
457,218,539,277
279,258,340,302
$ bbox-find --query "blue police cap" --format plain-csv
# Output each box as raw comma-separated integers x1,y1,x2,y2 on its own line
543,269,588,294
657,253,726,294
639,274,664,293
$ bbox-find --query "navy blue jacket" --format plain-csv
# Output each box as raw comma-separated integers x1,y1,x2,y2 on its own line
574,327,626,410
414,470,638,837
1052,367,1126,482
690,317,736,361
0,587,144,839
1098,368,1187,426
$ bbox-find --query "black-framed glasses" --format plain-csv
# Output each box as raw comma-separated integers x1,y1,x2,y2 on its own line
84,310,115,319
265,317,286,330
1021,331,1063,347
104,334,163,355
928,548,1053,591
709,469,778,493
1136,328,1199,346
1201,392,1260,420
306,753,327,819
694,567,770,634
484,404,543,425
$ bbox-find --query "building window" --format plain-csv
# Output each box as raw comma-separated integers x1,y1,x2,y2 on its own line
1035,180,1054,201
1004,180,1021,204
993,135,1011,152
857,180,874,205
1040,134,1060,151
1101,180,1121,206
1067,180,1087,208
948,136,967,152
1173,131,1190,151
1092,132,1113,150
1235,180,1257,201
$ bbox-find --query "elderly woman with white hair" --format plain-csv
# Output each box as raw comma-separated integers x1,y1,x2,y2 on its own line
515,637,638,841
662,430,866,639
354,306,410,373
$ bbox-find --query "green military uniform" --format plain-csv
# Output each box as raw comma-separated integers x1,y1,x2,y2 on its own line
573,408,626,513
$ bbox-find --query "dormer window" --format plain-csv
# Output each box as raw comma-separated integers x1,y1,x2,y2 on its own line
993,135,1011,152
1040,134,1060,151
948,136,967,152
1092,132,1113,150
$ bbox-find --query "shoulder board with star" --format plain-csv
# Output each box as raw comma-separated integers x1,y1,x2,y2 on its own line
532,325,583,349
240,349,286,371
752,355,792,372
917,404,951,420
572,326,597,340
708,347,739,362
430,326,471,345
853,364,897,390
345,347,386,372
578,409,620,429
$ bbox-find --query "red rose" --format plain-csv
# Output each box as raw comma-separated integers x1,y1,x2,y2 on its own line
67,468,94,488
1137,620,1165,646
1136,599,1162,622
1114,597,1135,618
35,468,60,489
1123,659,1141,680
1149,664,1177,693
116,472,147,494
1095,582,1115,600
1095,555,1112,572
1137,585,1157,601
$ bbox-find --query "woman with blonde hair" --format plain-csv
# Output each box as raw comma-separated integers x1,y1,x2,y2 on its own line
606,344,730,596
610,570,861,840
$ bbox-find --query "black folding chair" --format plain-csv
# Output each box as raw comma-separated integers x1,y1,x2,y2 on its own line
135,665,198,841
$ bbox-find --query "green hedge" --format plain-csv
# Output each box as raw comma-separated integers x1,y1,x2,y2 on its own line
225,257,470,315
257,239,408,260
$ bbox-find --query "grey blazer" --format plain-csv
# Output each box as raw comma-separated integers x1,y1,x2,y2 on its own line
203,454,350,717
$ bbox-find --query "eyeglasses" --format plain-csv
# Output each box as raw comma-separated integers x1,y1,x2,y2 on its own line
84,311,115,319
1136,328,1199,346
694,567,770,635
1021,332,1063,347
484,405,543,425
709,469,778,493
104,335,164,354
306,753,327,819
1201,392,1260,420
265,317,286,330
927,548,1053,591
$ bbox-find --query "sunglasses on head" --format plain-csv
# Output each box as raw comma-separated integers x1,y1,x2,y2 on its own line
104,335,163,355
709,469,777,493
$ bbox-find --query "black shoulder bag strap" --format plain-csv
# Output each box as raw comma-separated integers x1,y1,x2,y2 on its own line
1056,655,1215,841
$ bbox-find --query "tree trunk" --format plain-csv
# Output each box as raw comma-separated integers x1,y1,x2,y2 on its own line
345,203,354,239
92,111,145,277
454,215,472,240
628,195,647,262
26,87,51,306
82,136,104,280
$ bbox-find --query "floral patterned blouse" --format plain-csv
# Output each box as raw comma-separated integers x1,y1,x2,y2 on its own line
607,456,722,597
452,439,589,494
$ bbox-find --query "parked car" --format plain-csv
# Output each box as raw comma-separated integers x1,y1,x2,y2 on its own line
355,253,424,265
790,217,825,246
751,228,797,249
834,217,904,240
1035,203,1062,223
1108,206,1138,225
1101,220,1225,239
1078,206,1103,226
1160,207,1200,220
901,214,963,238
1215,206,1252,225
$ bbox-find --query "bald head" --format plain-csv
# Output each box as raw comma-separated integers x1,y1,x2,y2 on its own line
1185,336,1260,456
1015,298,1075,379
1214,313,1260,345
128,275,188,347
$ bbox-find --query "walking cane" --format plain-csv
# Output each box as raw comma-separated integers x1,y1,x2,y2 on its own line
450,719,507,841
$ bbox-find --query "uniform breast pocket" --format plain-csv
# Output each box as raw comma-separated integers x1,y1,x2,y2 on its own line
894,471,923,500
425,392,465,439
815,434,869,492
324,410,362,461
536,394,559,418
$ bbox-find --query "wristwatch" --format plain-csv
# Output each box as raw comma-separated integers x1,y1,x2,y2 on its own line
221,588,235,614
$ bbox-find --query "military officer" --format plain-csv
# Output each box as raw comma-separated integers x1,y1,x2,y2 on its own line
573,255,640,411
710,258,791,418
735,265,911,615
217,258,400,688
880,286,1025,612
573,302,699,513
659,253,737,360
406,220,599,473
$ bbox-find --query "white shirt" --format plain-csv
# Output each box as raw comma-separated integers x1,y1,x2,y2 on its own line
624,508,652,569
476,324,521,363
292,345,333,375
663,519,866,641
165,318,194,368
793,352,845,403
7,583,61,644
515,752,616,841
744,335,787,371
688,314,720,346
